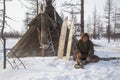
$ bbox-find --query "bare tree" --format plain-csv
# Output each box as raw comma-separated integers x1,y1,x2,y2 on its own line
104,0,114,43
62,1,81,36
81,0,84,34
23,0,44,30
0,0,13,69
62,0,84,34
97,16,103,39
1,0,6,69
93,7,97,39
86,16,92,35
62,1,80,20
24,0,56,30
92,6,104,39
113,0,120,41
113,3,117,41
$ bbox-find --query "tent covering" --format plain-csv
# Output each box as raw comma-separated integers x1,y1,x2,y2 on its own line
7,1,77,58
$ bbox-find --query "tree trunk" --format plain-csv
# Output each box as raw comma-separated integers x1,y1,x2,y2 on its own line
80,0,84,34
107,0,111,43
1,0,6,69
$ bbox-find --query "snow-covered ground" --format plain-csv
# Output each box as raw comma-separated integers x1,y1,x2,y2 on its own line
0,38,120,80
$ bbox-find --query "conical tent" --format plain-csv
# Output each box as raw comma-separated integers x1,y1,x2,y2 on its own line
7,1,77,58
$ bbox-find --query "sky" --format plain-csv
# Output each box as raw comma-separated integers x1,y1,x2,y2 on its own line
5,0,27,33
85,0,105,18
0,0,106,33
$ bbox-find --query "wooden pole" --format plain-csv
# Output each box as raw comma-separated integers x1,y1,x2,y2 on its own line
36,0,39,15
41,48,45,57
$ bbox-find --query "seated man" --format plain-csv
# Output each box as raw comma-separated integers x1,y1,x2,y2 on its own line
74,33,99,68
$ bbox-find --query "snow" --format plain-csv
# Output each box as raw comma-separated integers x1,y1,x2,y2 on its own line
0,38,120,80
0,38,19,59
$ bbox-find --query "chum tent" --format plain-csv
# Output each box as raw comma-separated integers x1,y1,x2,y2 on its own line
7,0,77,58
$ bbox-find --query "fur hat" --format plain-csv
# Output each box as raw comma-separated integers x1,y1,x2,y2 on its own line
81,33,89,39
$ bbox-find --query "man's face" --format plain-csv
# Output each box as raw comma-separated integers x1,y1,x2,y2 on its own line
82,36,88,42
